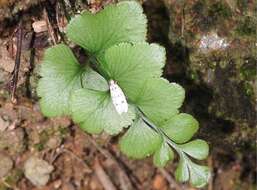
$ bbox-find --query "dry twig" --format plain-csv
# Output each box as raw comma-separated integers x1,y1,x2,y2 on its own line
208,156,213,190
43,8,58,45
94,158,117,190
159,168,181,190
117,171,130,190
10,21,23,103
85,134,140,190
50,146,92,173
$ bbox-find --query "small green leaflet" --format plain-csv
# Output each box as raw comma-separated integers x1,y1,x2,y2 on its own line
175,155,210,187
174,140,210,187
119,118,162,159
71,88,135,135
135,78,185,126
37,44,83,117
161,113,199,143
178,139,209,160
99,42,166,101
153,141,174,167
176,155,210,188
67,1,147,55
37,44,110,117
175,156,189,182
188,161,210,188
81,67,109,91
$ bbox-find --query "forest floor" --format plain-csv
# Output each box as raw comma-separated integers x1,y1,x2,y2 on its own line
0,0,256,190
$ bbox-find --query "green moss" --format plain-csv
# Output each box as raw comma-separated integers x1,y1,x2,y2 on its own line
40,130,50,143
240,57,257,80
236,0,250,12
0,89,9,99
192,0,206,14
4,169,23,187
34,143,44,151
243,82,254,97
0,183,9,190
189,70,199,81
192,0,233,32
208,61,217,69
249,185,257,190
236,16,256,36
33,130,50,151
59,126,70,138
209,2,232,20
215,110,223,118
219,60,228,69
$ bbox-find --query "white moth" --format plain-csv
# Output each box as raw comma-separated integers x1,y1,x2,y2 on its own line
109,80,128,115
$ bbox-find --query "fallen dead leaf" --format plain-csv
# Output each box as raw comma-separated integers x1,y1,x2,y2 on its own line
152,174,168,190
0,46,14,72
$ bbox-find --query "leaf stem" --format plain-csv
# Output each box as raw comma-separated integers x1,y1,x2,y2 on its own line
138,108,186,156
88,56,110,80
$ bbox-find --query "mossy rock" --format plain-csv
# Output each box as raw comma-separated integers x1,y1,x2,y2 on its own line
153,1,257,166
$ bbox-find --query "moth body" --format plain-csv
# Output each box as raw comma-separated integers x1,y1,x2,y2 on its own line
109,80,128,115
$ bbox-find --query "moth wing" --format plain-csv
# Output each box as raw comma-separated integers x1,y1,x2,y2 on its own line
110,83,128,115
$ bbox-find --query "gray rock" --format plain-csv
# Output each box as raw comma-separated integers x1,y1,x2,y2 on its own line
0,153,13,178
24,157,54,187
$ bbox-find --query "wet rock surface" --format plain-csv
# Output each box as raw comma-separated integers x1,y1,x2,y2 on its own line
159,0,256,124
145,0,256,188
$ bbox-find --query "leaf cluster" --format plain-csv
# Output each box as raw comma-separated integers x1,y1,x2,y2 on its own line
37,1,210,187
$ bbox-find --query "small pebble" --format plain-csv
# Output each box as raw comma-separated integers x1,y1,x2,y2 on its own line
32,20,47,33
24,156,54,187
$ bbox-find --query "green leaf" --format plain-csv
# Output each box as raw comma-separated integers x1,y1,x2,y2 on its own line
188,162,210,188
81,67,109,91
179,139,209,160
101,42,165,101
162,113,199,143
175,157,189,182
153,141,174,167
66,1,146,55
71,88,135,135
37,44,110,117
136,78,185,125
175,155,210,187
37,44,83,117
119,118,162,159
